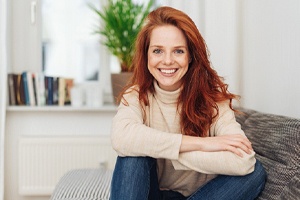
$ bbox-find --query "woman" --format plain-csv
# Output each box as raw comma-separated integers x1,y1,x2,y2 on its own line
110,6,266,200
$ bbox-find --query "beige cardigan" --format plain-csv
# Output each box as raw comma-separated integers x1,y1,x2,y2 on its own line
111,82,256,196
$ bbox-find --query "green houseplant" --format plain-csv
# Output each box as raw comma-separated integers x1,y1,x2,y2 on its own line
89,0,154,104
90,0,154,72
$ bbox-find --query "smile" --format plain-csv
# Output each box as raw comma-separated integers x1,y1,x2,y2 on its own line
159,68,178,74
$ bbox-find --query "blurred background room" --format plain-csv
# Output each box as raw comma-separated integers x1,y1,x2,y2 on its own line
0,0,299,200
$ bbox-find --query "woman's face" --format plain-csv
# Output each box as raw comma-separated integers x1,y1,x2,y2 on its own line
148,25,190,91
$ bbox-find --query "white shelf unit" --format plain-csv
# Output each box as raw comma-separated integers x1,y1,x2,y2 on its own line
6,104,117,112
5,106,118,200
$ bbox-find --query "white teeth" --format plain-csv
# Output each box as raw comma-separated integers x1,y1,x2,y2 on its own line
160,69,176,74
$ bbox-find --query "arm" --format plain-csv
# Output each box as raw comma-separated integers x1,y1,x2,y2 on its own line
172,149,255,175
180,133,253,157
111,89,182,159
171,102,256,175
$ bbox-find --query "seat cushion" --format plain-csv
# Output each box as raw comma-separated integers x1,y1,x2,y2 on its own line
235,108,300,200
280,171,300,200
50,168,112,200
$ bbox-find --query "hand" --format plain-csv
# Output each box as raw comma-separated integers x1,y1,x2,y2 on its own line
198,134,253,157
180,134,253,157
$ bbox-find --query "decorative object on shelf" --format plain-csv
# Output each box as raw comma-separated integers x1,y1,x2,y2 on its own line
89,0,154,104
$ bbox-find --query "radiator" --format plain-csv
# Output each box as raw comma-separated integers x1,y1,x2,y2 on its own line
18,136,117,196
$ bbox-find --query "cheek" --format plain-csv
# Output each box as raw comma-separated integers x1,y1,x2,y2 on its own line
148,54,160,68
147,52,152,65
147,54,154,73
179,57,189,68
180,58,189,75
147,57,151,71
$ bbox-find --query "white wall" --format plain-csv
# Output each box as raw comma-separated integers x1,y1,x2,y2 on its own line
0,0,8,199
241,0,300,118
203,0,241,95
10,0,42,73
157,0,205,32
162,0,300,118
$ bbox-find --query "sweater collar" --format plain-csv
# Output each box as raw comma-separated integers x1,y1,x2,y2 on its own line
153,81,181,104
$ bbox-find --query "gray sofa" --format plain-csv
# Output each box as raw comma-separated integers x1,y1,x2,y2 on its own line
51,108,300,200
235,108,299,200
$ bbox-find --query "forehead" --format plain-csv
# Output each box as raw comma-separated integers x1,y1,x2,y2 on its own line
149,25,187,46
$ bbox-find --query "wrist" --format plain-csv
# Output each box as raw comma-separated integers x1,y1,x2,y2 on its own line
179,135,201,153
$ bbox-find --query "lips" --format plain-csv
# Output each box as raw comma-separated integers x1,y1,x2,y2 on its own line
159,68,178,74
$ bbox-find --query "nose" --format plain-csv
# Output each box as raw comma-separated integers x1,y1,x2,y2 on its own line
162,53,174,65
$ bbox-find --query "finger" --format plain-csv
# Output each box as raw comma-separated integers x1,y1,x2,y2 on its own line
228,135,253,150
237,142,252,154
227,140,251,154
225,145,243,157
240,138,253,151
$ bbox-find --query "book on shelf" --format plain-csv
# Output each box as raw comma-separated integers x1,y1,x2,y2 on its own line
21,72,29,105
27,72,36,106
7,72,74,106
9,73,26,105
32,73,38,105
58,77,65,106
64,78,74,105
20,72,37,106
34,73,46,106
7,73,16,105
45,76,53,105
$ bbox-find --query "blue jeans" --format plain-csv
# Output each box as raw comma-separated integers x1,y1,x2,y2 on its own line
110,156,266,200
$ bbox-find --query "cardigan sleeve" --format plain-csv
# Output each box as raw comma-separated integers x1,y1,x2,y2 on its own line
171,102,256,175
111,89,182,160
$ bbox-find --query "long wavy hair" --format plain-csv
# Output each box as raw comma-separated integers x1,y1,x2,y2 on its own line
121,6,238,137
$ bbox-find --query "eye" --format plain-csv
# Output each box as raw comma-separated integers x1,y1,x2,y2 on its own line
153,49,162,54
174,49,184,54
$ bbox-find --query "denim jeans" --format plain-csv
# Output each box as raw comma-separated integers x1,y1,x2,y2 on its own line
110,156,266,200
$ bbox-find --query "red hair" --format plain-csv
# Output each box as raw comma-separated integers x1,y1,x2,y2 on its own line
122,6,238,137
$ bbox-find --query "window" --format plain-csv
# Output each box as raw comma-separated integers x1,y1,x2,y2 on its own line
41,0,102,83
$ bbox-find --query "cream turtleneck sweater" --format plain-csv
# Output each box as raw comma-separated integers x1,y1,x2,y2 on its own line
111,82,256,196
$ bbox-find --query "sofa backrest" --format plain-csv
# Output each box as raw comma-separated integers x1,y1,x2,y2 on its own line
235,108,299,200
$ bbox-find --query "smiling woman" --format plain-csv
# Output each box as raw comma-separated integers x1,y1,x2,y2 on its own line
109,6,266,200
147,25,189,91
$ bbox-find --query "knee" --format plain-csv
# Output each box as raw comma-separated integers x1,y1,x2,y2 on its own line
111,157,156,193
114,156,156,174
111,157,156,200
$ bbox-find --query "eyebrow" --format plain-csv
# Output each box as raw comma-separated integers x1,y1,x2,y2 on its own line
149,45,188,49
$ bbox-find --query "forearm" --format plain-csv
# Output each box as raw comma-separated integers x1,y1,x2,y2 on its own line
175,101,256,175
172,150,256,175
111,115,182,160
178,126,255,175
180,134,253,156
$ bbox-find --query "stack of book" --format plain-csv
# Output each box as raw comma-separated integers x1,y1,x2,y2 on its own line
7,72,74,106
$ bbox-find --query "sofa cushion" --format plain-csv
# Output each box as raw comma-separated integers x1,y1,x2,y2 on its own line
50,168,112,200
280,171,300,200
235,108,300,200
